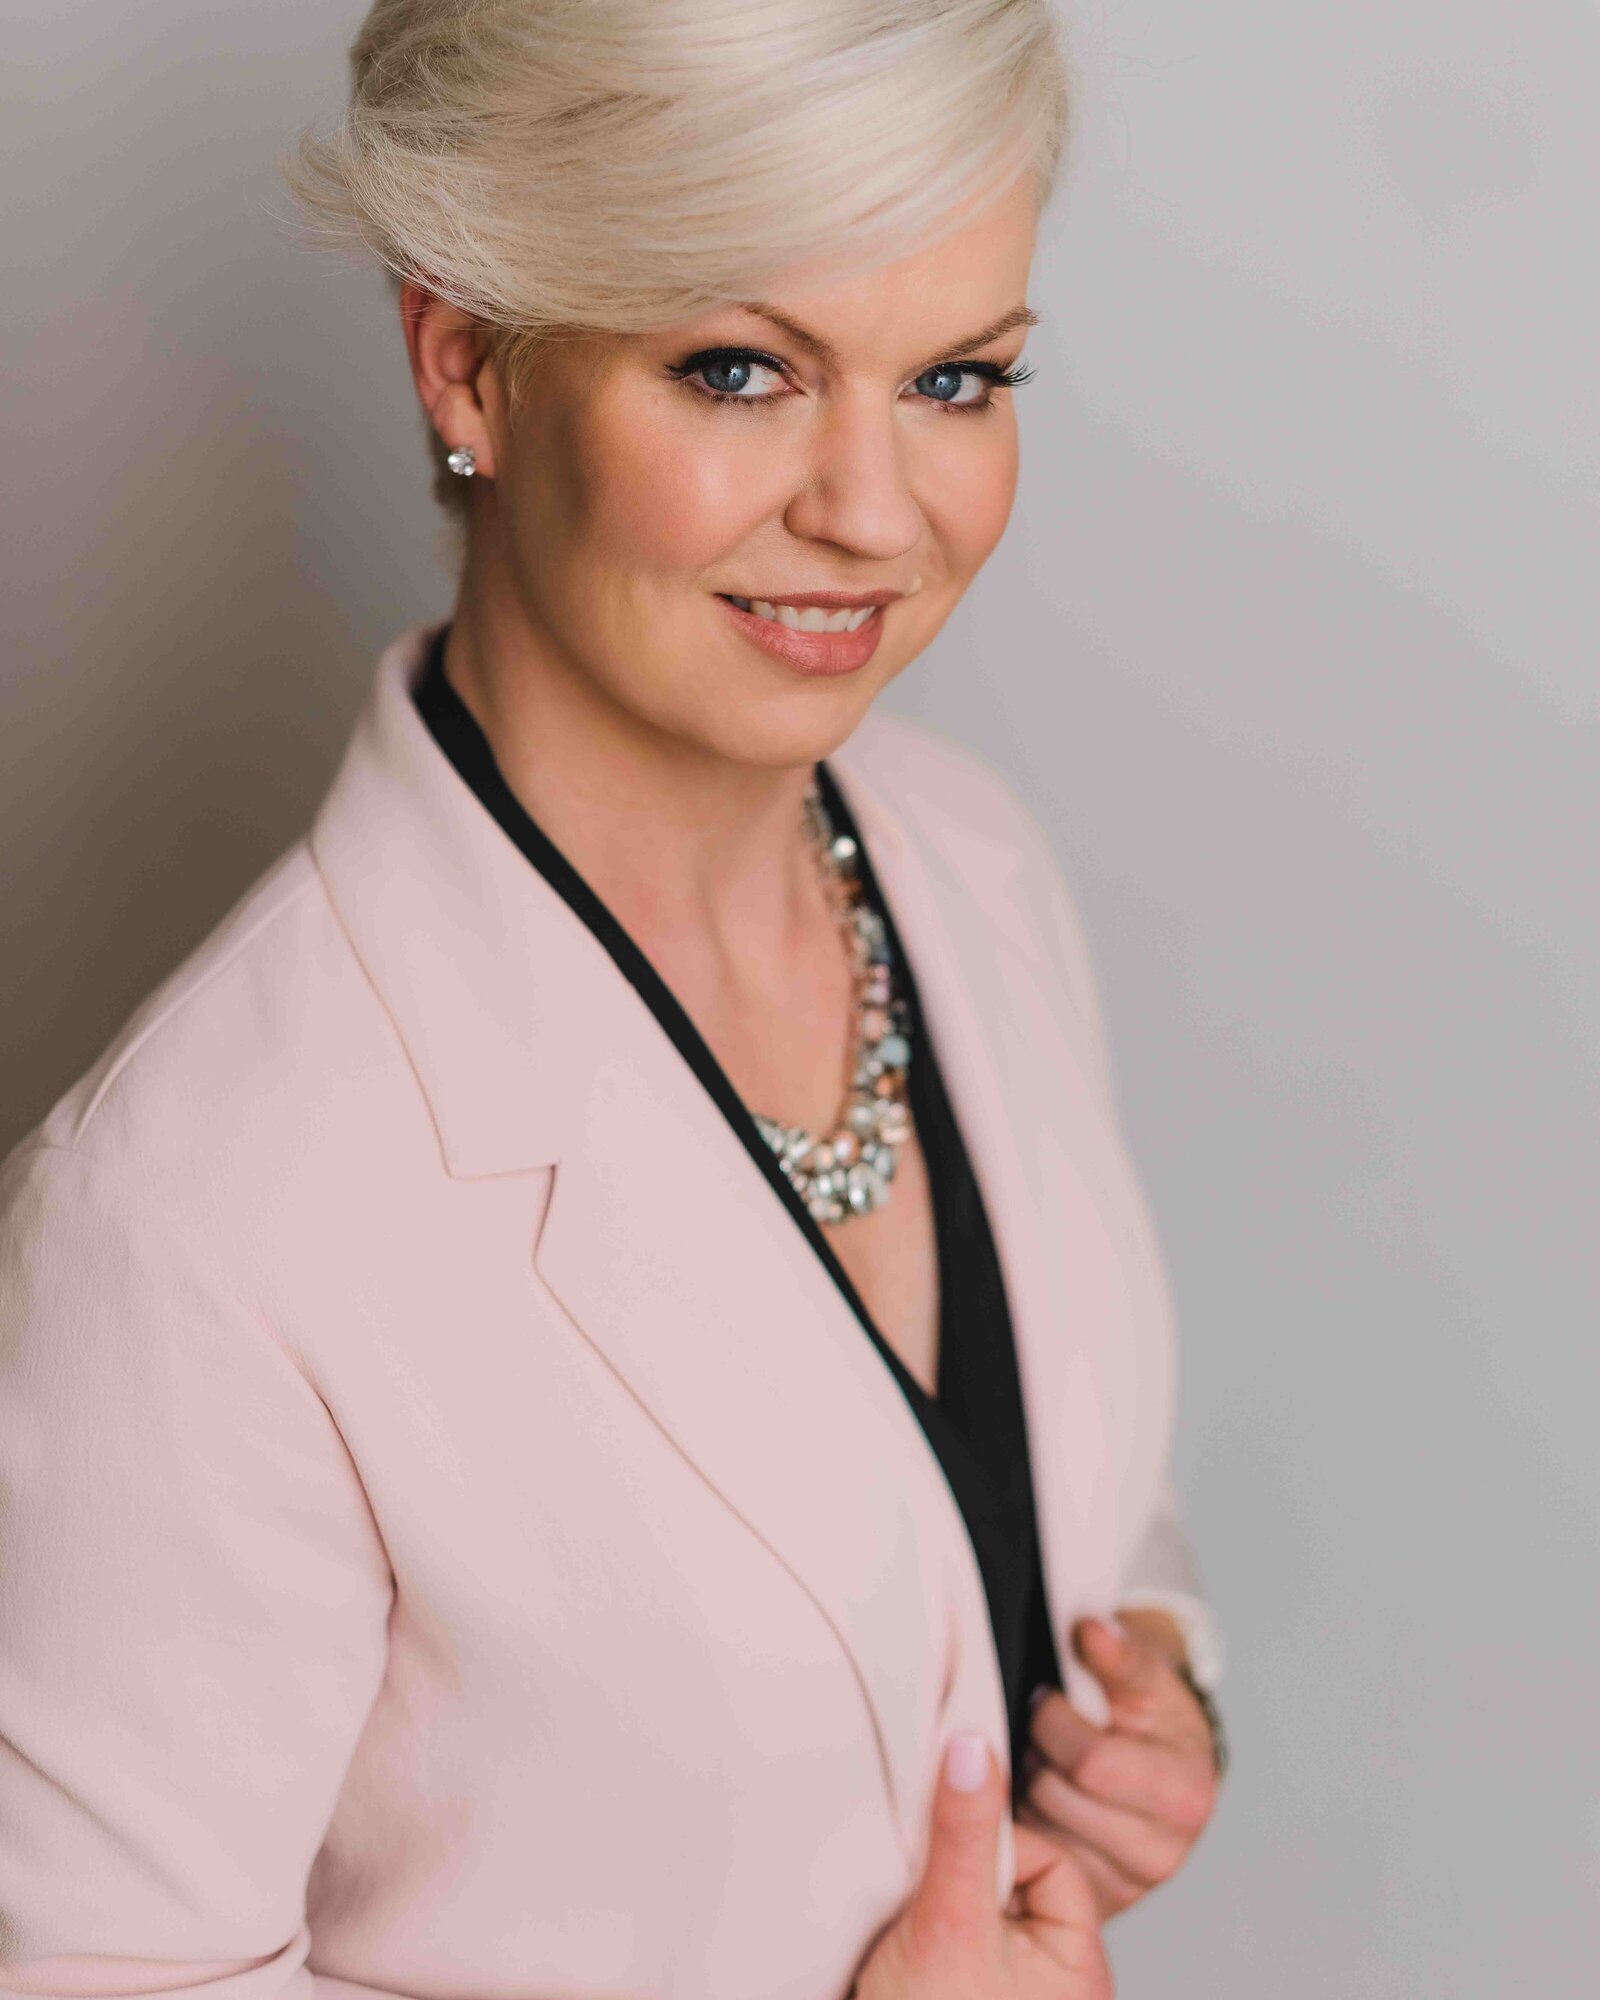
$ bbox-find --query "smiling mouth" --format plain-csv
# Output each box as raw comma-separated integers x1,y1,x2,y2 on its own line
718,595,879,634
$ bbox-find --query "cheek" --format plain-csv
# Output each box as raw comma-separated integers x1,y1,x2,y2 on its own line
923,425,1019,574
501,388,764,586
585,406,779,574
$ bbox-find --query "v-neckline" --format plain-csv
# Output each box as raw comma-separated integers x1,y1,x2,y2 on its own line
409,622,955,1414
407,625,1066,1796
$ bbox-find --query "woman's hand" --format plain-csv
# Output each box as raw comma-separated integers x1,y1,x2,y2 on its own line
851,1730,1113,2000
1016,1613,1220,1921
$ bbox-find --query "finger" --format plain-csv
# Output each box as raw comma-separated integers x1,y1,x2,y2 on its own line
1015,1803,1145,1918
1028,1697,1214,1833
1026,1686,1104,1780
1008,1811,1106,1936
1066,1729,1218,1835
1073,1618,1206,1744
910,1731,1004,1948
1074,1615,1175,1703
1010,1809,1068,1891
1024,1757,1191,1889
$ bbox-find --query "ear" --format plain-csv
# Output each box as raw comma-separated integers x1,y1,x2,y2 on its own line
399,280,500,481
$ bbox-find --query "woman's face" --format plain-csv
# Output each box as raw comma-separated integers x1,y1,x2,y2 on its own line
470,172,1041,769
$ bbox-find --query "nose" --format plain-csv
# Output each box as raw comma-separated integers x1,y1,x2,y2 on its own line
781,387,925,565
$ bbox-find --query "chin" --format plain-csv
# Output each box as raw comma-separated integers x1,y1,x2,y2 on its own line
686,675,891,775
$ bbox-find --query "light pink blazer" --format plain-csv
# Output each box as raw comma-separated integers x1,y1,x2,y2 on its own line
0,623,1219,2000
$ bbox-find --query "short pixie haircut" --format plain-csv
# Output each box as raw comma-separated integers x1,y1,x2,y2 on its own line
288,0,1071,522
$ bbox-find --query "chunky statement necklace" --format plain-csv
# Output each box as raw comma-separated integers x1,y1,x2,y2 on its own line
750,780,913,1226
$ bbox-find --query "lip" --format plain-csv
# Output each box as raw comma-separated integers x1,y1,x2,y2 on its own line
715,593,889,677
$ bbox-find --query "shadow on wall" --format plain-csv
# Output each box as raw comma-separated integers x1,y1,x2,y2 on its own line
2,287,441,1151
2,18,449,1150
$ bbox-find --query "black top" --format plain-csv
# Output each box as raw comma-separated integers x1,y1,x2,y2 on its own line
411,626,1063,1801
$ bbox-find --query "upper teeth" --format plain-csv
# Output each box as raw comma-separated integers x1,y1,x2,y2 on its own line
729,597,876,633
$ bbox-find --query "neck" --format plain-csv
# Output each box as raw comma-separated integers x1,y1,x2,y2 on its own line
441,577,828,967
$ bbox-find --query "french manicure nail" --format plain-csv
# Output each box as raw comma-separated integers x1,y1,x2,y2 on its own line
944,1730,989,1791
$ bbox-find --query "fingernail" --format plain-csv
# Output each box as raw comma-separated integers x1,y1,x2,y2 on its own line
1028,1682,1052,1715
1097,1615,1127,1643
944,1730,990,1791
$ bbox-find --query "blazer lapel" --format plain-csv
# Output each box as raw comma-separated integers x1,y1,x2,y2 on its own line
826,726,1174,1731
312,628,1011,1867
528,985,1009,1865
313,626,1163,1881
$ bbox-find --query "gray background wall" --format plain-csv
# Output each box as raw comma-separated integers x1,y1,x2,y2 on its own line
4,2,1596,1992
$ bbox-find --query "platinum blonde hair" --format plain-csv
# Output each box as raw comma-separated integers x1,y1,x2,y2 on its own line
287,0,1072,521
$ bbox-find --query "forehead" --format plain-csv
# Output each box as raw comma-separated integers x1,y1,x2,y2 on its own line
659,172,1042,365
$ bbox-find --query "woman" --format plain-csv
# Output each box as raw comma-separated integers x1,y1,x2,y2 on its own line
0,3,1225,1996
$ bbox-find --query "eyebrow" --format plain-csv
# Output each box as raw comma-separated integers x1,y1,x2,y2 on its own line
731,300,1042,371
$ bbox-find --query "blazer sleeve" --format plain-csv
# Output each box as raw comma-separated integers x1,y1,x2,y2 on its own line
0,1141,397,1999
1000,793,1226,1693
1113,1475,1226,1690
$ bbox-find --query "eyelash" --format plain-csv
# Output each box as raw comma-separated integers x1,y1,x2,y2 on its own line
665,345,1037,415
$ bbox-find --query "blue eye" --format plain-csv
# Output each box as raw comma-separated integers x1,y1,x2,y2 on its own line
911,361,1037,409
667,346,1036,414
685,352,786,399
917,364,984,406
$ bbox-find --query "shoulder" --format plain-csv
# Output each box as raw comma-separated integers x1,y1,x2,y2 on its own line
834,704,1119,1105
834,702,1087,963
832,703,1054,859
6,836,418,1261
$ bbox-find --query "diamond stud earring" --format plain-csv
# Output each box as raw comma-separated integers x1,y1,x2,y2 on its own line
446,446,477,478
